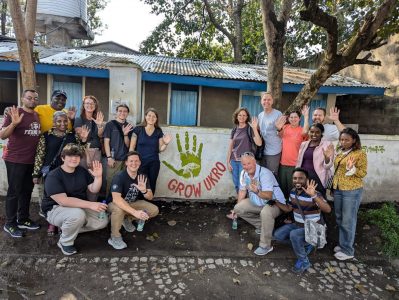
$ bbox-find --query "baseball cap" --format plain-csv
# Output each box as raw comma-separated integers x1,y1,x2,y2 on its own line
51,90,67,99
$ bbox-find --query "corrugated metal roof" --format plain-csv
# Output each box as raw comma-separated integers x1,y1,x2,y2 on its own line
0,41,382,88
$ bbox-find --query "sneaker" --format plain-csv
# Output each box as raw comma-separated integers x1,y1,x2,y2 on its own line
333,245,342,253
122,218,136,233
254,246,273,256
334,251,354,261
57,241,77,255
305,244,314,255
255,228,261,235
108,236,127,250
3,224,24,238
292,259,311,274
17,219,40,230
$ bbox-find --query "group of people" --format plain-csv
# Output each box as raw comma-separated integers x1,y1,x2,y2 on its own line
1,89,367,274
0,89,170,255
227,92,367,273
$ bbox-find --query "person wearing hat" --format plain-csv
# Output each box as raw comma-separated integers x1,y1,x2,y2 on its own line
34,90,76,133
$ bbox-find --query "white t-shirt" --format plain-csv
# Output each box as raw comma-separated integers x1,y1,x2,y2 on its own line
258,109,282,155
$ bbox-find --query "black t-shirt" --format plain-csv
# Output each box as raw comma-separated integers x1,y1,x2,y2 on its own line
41,166,94,214
103,120,130,161
132,126,163,163
108,170,150,203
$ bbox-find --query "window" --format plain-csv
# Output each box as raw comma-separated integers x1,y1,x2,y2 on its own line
169,84,198,126
53,75,83,112
0,71,18,114
241,94,262,118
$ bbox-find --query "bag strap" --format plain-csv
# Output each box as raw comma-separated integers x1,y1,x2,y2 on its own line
49,133,69,167
111,120,125,140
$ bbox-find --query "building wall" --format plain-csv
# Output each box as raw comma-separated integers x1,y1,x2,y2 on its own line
144,81,169,125
200,87,239,128
85,77,110,120
36,73,48,105
337,95,399,135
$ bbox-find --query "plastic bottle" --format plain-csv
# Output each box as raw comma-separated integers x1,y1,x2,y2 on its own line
232,213,238,230
137,210,148,232
98,200,107,219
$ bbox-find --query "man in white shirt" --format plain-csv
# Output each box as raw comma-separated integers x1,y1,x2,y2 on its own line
312,107,345,141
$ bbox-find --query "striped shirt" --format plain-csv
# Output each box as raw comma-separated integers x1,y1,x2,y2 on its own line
288,190,325,223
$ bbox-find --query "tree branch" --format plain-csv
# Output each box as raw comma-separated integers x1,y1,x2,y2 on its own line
353,58,381,66
203,0,234,43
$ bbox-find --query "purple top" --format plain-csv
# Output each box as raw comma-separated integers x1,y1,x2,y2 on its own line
231,126,252,161
301,145,316,172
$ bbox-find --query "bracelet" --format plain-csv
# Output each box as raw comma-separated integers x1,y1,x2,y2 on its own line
107,156,112,159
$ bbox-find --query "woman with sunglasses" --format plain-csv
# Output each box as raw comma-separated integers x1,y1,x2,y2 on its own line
227,108,262,195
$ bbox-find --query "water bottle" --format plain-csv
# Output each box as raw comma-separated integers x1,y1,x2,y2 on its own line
137,210,148,232
98,200,107,219
232,213,238,230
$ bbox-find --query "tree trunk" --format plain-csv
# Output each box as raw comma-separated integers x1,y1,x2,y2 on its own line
1,0,6,36
25,0,37,55
232,1,243,63
7,0,36,90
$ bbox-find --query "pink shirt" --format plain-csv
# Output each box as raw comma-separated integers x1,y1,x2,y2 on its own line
280,125,306,166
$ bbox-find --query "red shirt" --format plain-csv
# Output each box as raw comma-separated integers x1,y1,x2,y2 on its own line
280,125,306,166
1,108,41,164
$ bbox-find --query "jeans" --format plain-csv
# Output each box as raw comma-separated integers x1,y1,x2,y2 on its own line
230,160,243,193
334,188,363,256
274,223,308,260
5,161,34,225
140,160,161,194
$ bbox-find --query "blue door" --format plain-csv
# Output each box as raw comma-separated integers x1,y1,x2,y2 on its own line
53,81,83,112
241,95,262,118
170,90,198,126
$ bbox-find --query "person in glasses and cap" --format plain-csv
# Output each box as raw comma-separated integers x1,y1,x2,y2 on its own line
35,90,76,133
233,152,286,256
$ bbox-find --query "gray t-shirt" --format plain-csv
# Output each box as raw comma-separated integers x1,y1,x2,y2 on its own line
258,109,282,155
74,116,101,148
323,123,339,141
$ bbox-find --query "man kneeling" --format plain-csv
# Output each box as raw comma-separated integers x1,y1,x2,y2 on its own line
108,151,159,250
42,143,108,255
233,152,286,256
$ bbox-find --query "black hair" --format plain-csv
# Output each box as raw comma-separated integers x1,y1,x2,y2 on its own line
292,167,309,178
125,150,141,161
339,127,362,150
116,103,130,113
310,123,325,133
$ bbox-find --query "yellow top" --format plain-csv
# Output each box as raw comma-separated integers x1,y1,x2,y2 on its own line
333,149,367,191
34,105,73,133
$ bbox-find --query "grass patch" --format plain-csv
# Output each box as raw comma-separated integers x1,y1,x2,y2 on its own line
360,203,399,258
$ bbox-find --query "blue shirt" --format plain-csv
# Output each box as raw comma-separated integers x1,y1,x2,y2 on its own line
132,126,164,163
239,164,285,206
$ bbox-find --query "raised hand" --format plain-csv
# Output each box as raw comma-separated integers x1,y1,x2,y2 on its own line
133,174,148,193
10,106,24,126
88,160,103,178
323,144,335,159
275,115,287,130
67,106,76,120
123,123,133,136
162,131,203,178
93,111,104,126
163,133,172,145
249,179,260,194
80,125,90,141
249,116,258,129
328,107,340,122
301,105,309,117
346,156,356,170
302,179,318,197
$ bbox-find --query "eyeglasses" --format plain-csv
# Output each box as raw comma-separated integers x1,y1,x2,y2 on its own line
240,152,254,158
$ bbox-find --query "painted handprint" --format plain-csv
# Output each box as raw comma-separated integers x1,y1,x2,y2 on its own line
162,131,203,178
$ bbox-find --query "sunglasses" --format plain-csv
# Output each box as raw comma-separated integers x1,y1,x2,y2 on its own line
240,152,254,158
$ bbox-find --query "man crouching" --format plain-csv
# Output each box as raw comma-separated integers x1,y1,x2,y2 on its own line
41,143,108,255
108,151,159,250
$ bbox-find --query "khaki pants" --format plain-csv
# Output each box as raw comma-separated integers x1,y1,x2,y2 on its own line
106,160,125,195
108,200,159,237
234,198,281,248
47,205,108,246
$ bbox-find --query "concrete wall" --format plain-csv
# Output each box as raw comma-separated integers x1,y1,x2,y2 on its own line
85,77,110,121
143,81,168,125
200,87,239,128
0,125,397,203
